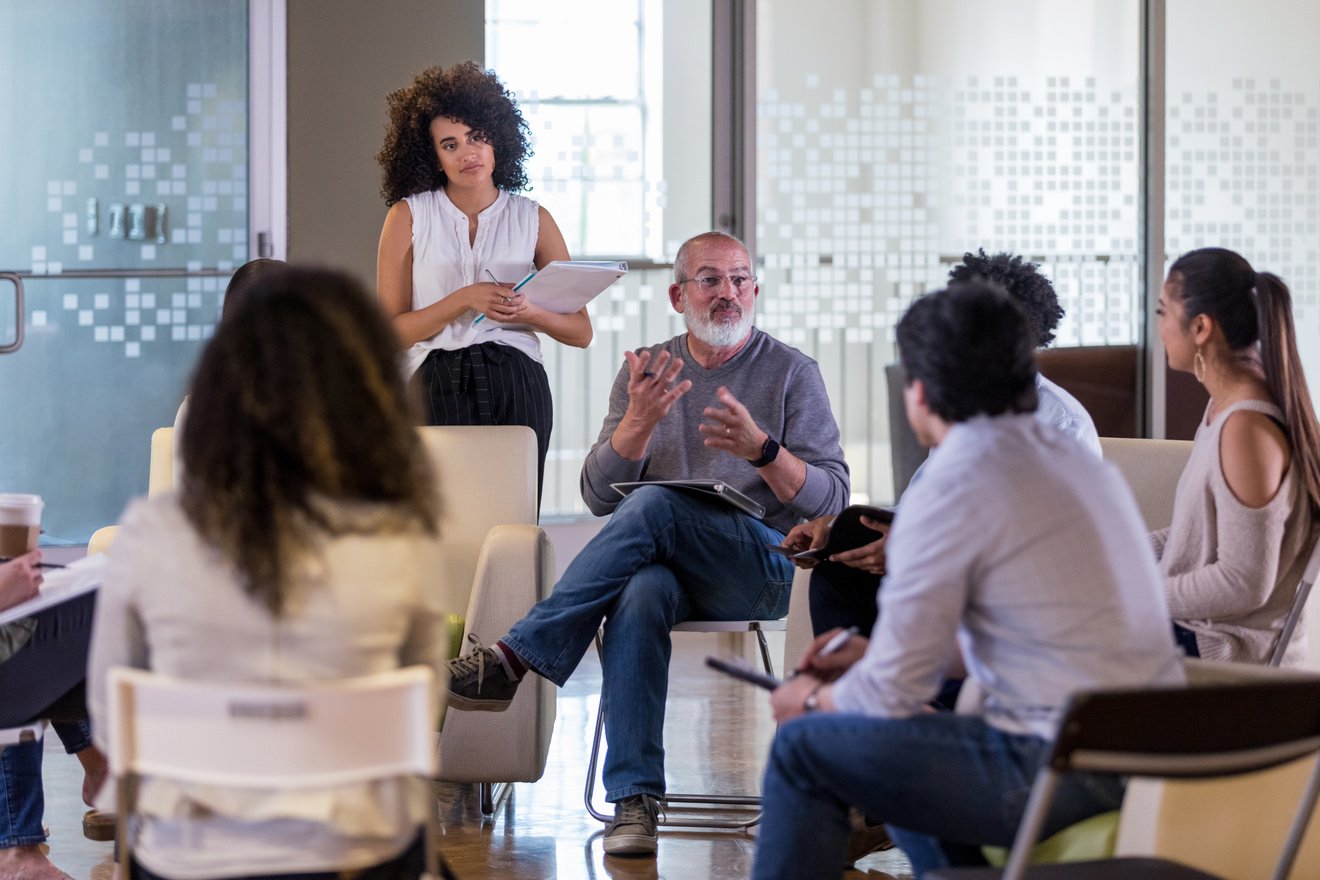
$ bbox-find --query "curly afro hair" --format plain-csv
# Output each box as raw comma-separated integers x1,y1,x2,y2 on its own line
376,61,531,205
947,250,1064,348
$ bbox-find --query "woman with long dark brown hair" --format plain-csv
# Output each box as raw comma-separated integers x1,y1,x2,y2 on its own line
88,266,445,880
1156,247,1320,663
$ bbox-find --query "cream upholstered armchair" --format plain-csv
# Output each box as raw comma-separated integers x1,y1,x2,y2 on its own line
420,426,556,815
87,427,176,555
1098,437,1193,531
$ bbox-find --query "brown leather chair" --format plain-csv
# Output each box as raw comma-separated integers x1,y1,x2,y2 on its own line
888,345,1146,501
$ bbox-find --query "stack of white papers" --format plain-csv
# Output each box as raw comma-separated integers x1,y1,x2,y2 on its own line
512,260,628,314
0,554,106,625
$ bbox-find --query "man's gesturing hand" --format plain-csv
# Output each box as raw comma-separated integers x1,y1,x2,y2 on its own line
699,386,766,460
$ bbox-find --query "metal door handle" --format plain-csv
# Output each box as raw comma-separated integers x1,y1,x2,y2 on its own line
0,273,24,354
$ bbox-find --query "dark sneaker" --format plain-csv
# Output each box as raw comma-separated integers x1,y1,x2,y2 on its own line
603,795,660,856
845,808,894,865
445,636,522,712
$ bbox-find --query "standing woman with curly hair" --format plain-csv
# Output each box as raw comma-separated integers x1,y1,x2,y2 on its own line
376,62,592,502
87,267,447,880
1156,247,1320,664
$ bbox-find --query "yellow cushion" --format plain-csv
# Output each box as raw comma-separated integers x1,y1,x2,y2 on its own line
983,810,1120,867
87,525,119,556
436,613,466,730
444,613,466,660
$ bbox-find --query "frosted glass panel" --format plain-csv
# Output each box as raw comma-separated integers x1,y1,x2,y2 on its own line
489,0,713,516
0,0,248,543
1167,0,1320,400
757,0,1141,503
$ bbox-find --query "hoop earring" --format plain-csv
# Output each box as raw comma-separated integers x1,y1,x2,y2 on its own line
1193,347,1207,384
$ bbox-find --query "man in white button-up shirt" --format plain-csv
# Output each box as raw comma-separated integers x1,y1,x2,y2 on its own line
752,283,1183,880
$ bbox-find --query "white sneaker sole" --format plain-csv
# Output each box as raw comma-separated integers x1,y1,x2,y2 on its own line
445,691,513,712
603,831,658,856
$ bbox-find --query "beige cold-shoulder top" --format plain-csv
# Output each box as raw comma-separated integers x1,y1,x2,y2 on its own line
1153,399,1315,664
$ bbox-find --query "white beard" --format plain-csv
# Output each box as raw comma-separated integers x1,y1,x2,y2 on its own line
684,298,754,347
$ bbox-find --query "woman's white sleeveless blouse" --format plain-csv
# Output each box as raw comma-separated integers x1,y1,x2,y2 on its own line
401,188,541,376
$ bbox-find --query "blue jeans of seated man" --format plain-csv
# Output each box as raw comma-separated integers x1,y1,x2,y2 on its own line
502,485,794,803
752,713,1125,880
1,722,95,847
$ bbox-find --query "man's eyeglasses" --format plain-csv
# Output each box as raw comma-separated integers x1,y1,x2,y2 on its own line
678,274,758,292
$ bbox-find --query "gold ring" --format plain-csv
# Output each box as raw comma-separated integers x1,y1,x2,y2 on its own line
725,427,731,436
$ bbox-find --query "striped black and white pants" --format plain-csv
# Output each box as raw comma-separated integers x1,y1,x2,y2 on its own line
416,342,552,506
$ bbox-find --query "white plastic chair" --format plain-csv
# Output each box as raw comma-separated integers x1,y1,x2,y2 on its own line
584,617,787,830
0,720,45,750
106,666,445,879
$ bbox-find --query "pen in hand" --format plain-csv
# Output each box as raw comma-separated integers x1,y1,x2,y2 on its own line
473,269,504,326
791,625,861,678
0,557,65,569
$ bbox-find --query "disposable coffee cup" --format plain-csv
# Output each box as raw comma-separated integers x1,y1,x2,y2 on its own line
0,493,43,557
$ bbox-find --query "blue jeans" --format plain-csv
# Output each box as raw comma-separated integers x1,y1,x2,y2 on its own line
0,590,97,848
503,486,793,802
1,722,94,847
752,713,1125,880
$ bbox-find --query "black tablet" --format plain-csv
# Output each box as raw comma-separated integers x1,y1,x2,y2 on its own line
705,656,782,690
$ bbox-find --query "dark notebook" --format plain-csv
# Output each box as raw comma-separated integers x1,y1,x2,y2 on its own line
770,504,893,561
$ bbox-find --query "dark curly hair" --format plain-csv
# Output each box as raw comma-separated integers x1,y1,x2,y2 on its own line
897,283,1039,423
377,61,531,205
181,265,439,616
948,250,1064,348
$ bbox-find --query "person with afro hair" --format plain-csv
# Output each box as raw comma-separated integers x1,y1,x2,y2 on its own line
376,61,592,503
780,250,1101,663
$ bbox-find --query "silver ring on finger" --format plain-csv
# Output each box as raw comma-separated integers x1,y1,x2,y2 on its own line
725,427,731,437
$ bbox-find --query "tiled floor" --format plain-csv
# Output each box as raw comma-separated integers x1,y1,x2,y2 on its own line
32,553,910,879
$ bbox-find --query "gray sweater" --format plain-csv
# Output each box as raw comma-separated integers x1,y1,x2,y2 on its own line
1155,399,1315,664
580,328,850,535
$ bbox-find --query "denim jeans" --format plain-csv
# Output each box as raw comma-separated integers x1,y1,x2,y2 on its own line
752,713,1124,880
0,589,97,848
503,485,793,802
0,720,93,847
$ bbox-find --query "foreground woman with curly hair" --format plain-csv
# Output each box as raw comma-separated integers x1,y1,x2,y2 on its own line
88,266,447,880
376,61,591,502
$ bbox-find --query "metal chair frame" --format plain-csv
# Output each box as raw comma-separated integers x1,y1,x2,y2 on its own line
584,618,785,830
1266,533,1320,667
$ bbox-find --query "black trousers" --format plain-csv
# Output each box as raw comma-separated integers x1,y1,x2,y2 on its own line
417,342,553,509
0,589,96,727
808,562,881,638
808,564,962,710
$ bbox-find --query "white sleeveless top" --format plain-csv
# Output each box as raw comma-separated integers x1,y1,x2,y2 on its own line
402,188,542,376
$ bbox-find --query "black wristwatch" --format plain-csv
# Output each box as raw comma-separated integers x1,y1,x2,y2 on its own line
749,436,781,468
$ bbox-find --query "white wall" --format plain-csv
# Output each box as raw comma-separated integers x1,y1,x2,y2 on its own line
285,0,485,283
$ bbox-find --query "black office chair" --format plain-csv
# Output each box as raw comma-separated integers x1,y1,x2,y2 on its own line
928,676,1320,880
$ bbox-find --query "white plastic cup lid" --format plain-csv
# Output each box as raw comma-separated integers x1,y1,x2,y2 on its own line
0,494,44,525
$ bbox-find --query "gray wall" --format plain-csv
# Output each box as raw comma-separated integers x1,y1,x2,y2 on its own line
286,0,484,285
